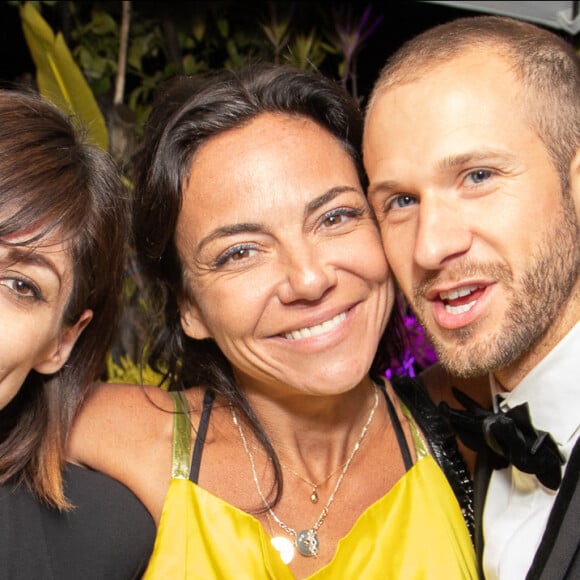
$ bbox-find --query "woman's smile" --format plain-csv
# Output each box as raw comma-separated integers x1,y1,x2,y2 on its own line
282,310,348,340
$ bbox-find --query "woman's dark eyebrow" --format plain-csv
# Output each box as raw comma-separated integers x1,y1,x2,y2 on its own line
196,222,264,253
305,186,360,216
0,246,63,289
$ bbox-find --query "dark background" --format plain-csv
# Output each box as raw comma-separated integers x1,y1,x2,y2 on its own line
2,1,575,100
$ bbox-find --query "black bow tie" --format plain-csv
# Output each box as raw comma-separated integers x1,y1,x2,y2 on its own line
440,388,564,490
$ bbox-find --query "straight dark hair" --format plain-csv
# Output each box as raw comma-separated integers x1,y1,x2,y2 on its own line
0,89,128,508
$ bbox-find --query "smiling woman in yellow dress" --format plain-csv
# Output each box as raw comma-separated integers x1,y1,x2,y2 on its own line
70,64,476,578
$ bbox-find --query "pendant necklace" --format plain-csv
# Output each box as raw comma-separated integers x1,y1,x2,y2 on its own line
231,385,378,562
280,456,351,504
248,444,350,504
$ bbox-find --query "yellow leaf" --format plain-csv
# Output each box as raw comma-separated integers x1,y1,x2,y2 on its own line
106,354,168,388
20,2,109,150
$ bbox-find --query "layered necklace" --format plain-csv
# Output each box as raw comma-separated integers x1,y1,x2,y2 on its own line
231,386,379,563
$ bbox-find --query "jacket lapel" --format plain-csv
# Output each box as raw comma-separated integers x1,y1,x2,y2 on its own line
473,447,493,578
527,438,580,579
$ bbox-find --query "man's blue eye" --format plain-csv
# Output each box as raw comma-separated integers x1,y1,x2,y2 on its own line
390,195,416,209
468,169,492,184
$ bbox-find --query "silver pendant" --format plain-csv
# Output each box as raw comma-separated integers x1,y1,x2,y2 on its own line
310,487,319,503
295,529,319,557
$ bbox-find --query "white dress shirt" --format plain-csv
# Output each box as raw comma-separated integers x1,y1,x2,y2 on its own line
482,321,580,579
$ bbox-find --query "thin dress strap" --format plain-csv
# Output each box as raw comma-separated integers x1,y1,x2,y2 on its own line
189,389,215,483
169,391,192,480
381,386,416,471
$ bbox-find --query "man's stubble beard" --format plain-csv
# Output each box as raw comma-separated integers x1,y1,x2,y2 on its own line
412,194,580,378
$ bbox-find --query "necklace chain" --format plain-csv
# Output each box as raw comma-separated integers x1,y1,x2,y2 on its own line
231,385,379,558
280,456,350,503
251,444,351,504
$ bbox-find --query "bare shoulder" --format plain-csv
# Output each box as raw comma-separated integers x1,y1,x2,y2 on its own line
71,382,174,444
420,362,491,409
68,382,176,477
68,383,192,522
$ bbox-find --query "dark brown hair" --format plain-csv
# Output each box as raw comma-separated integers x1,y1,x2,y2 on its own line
0,89,128,508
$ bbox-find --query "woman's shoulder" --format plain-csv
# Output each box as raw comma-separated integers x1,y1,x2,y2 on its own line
72,382,173,441
68,383,209,522
69,382,215,454
68,382,172,471
86,381,174,413
69,382,212,462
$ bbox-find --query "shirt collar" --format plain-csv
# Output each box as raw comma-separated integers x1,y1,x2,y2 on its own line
491,320,580,446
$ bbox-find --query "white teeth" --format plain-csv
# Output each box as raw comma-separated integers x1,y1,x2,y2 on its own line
445,301,476,315
284,312,347,340
439,285,479,301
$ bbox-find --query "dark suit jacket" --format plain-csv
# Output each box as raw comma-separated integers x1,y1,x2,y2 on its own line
474,439,580,579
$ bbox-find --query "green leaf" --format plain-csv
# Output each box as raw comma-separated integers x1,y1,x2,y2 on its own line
19,2,109,150
88,10,118,36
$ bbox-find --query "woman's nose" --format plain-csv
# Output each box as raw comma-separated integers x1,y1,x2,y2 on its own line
276,243,337,304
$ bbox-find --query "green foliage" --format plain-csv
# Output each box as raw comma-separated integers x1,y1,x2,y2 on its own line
70,9,119,95
292,30,333,69
17,1,381,121
107,354,167,388
19,2,108,149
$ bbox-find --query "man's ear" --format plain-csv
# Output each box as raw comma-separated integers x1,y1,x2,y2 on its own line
34,309,93,375
179,297,213,340
569,147,580,222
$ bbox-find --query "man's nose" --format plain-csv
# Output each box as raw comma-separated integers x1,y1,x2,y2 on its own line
413,195,472,270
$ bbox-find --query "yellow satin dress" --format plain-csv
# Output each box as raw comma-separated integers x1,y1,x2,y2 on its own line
144,392,477,579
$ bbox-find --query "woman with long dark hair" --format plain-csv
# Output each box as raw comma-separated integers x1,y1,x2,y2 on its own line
72,64,476,578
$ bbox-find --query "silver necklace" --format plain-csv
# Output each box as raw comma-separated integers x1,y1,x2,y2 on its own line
231,386,379,561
